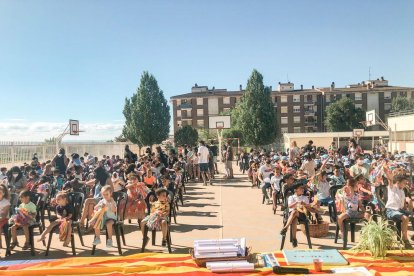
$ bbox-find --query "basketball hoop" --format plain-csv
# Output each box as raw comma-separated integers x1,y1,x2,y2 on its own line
353,129,364,138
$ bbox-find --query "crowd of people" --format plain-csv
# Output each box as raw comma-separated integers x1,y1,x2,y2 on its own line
0,137,412,256
245,139,414,249
0,144,199,255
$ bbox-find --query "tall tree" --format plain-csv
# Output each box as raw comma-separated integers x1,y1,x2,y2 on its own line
391,96,414,113
232,69,277,147
174,125,198,146
325,97,364,131
123,71,170,146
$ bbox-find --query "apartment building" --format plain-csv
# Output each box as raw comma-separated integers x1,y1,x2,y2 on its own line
170,77,414,134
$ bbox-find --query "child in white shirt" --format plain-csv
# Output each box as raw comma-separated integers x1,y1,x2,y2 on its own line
280,184,310,247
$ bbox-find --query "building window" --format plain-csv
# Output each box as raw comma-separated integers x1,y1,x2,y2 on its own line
223,107,231,113
197,120,204,127
281,96,288,103
197,98,203,105
177,120,182,127
293,127,301,133
281,117,288,125
325,95,331,103
281,127,288,133
293,95,300,102
355,93,362,101
197,109,204,116
182,120,192,126
293,106,300,113
400,91,407,97
280,106,288,113
384,92,392,99
384,103,392,111
293,116,300,123
355,103,363,109
177,110,181,117
182,99,187,104
223,97,230,105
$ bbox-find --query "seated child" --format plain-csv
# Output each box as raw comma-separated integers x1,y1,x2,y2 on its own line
9,190,37,250
34,176,50,201
385,173,413,249
38,192,73,246
355,174,373,208
280,184,315,247
270,167,283,211
0,184,11,236
52,169,65,192
90,185,117,248
337,178,370,238
141,188,170,247
311,171,332,205
331,165,346,186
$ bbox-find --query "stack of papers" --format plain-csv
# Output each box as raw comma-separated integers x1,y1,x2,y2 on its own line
193,238,246,259
261,253,280,268
206,260,254,273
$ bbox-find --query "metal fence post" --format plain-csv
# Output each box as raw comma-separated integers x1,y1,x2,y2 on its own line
11,142,15,166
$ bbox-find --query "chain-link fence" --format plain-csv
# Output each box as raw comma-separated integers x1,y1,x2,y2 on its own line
0,141,131,168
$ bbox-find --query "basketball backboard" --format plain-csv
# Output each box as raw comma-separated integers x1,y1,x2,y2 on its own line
69,119,79,135
365,110,376,127
208,115,231,129
353,128,364,138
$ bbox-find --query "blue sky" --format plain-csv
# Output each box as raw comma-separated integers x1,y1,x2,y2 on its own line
0,0,413,141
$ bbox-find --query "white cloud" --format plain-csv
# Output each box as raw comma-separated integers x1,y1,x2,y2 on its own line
0,121,123,142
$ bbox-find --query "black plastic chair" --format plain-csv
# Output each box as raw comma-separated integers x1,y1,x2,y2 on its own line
332,186,365,249
1,193,17,256
91,191,127,256
328,185,344,223
141,200,173,253
45,192,85,256
279,189,312,250
7,192,45,256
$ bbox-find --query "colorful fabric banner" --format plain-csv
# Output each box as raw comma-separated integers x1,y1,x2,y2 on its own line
1,250,414,275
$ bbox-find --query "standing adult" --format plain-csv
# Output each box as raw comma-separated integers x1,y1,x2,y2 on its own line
156,146,169,168
198,141,212,186
224,141,234,179
304,140,315,153
300,153,317,178
209,140,219,174
124,145,137,163
52,148,69,175
348,138,363,164
289,141,300,164
7,166,27,193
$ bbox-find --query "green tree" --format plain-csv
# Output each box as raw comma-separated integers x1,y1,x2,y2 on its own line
231,69,277,146
174,125,199,146
114,134,128,142
325,97,364,131
391,96,414,113
123,71,170,146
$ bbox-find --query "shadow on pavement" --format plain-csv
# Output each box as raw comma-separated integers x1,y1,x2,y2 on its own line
171,223,223,233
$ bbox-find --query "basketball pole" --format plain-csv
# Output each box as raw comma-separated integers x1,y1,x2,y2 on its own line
217,128,223,162
56,124,70,152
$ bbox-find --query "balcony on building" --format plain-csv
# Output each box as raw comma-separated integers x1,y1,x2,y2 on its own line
177,102,193,110
304,106,316,116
